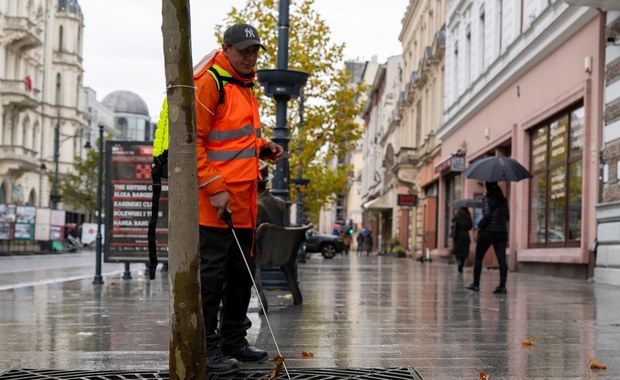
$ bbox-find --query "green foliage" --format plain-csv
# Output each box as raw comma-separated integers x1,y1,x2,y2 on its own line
53,148,102,221
217,0,368,222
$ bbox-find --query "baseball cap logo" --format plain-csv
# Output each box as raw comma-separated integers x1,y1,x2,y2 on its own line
223,23,266,51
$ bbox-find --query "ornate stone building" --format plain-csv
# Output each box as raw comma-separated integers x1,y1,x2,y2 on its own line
0,0,88,211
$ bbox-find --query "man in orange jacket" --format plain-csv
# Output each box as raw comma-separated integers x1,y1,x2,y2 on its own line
195,23,283,375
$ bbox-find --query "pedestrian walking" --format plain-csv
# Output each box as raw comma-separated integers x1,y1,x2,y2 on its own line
193,23,283,375
356,232,364,255
363,231,373,256
466,182,509,294
450,207,473,273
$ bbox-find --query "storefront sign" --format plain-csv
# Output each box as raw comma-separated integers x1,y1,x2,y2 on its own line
105,141,168,262
397,194,418,207
435,154,466,173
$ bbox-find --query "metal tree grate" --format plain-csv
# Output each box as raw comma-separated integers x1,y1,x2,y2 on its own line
0,367,422,380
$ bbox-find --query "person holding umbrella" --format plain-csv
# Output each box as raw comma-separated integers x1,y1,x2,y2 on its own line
465,181,510,294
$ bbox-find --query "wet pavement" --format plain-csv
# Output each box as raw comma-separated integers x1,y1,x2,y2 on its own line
1,250,619,379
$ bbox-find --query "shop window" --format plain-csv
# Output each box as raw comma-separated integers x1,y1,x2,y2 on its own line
529,104,583,247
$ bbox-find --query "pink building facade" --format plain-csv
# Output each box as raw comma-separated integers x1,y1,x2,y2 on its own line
438,4,605,279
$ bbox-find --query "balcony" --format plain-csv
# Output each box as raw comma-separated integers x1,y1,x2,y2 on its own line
432,31,446,60
0,79,39,110
0,145,39,176
2,16,42,51
0,79,39,109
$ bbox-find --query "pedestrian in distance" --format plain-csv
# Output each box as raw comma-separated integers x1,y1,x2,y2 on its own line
193,23,283,375
466,182,510,294
356,231,364,256
450,207,473,273
363,231,373,256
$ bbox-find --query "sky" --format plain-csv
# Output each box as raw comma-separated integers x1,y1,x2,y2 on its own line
79,0,409,120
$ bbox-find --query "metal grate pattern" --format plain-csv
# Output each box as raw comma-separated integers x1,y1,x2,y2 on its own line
0,367,422,380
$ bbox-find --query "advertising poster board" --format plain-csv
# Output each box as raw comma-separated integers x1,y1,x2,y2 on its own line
81,222,104,246
14,223,34,240
0,204,16,240
0,204,16,223
0,222,10,240
35,208,51,241
15,206,36,240
105,141,169,262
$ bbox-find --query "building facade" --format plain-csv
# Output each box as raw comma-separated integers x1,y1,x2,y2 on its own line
0,0,91,210
360,57,400,254
397,0,448,258
439,0,605,278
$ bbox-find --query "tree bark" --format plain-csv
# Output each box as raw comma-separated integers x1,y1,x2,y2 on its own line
161,1,205,378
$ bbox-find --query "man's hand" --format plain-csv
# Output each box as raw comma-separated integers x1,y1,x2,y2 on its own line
261,141,284,164
209,191,231,221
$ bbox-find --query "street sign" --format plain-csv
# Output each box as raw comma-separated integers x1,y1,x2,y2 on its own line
397,194,418,207
105,141,168,262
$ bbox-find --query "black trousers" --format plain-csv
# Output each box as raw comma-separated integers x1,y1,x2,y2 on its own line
199,225,256,352
473,230,508,288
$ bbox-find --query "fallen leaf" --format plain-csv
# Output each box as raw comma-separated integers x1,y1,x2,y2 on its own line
480,371,490,379
263,355,285,380
522,335,537,348
301,351,314,358
589,357,607,370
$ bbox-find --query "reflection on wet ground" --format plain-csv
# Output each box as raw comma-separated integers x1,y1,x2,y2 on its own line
1,252,619,379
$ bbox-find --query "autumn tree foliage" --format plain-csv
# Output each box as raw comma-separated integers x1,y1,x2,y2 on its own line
56,147,101,222
217,0,367,221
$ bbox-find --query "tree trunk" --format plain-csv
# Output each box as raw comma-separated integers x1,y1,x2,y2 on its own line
161,1,205,378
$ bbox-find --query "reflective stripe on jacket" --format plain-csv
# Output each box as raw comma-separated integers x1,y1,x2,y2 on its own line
202,64,262,183
194,52,267,228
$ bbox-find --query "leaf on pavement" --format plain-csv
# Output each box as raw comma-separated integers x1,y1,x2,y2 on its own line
589,357,607,370
301,351,314,358
521,335,537,348
480,371,490,379
263,355,285,380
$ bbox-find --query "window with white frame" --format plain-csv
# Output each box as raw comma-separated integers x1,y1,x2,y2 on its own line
529,104,584,247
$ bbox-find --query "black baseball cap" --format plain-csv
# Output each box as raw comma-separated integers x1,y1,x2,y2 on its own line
223,23,266,50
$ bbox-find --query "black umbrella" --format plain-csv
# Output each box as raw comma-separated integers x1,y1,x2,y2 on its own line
451,198,482,208
463,156,532,182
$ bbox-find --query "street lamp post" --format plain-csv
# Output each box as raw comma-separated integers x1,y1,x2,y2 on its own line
292,91,309,263
93,124,104,285
256,0,308,204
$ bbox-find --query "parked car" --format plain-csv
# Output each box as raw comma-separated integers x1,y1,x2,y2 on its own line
305,229,346,259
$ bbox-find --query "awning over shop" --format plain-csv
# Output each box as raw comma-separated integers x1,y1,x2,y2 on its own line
362,195,392,210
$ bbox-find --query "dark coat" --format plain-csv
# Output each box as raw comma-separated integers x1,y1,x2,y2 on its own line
478,194,509,234
451,211,473,259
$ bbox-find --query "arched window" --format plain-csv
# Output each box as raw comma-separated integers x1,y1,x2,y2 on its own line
27,189,36,206
22,116,30,148
0,182,7,203
59,25,64,51
32,121,40,152
55,73,61,105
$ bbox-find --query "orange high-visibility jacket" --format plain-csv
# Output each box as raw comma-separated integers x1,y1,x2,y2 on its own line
194,51,268,229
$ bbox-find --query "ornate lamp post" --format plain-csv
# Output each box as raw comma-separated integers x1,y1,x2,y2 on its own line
256,0,309,205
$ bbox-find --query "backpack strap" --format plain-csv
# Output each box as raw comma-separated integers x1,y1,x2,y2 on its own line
207,66,254,105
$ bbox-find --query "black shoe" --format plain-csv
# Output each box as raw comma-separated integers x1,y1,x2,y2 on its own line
465,283,479,292
206,351,239,375
493,286,507,294
224,345,268,363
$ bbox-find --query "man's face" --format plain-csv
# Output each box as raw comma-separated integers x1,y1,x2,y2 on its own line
223,44,260,75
